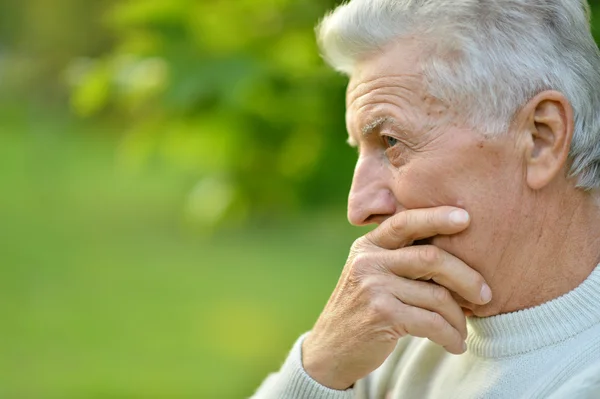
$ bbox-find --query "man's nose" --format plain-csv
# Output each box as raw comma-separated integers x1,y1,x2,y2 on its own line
347,157,397,226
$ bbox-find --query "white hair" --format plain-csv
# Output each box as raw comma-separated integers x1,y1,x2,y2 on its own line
317,0,600,190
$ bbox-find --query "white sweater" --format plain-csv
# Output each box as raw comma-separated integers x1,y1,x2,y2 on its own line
253,265,600,398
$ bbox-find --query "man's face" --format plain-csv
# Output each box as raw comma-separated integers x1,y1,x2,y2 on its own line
345,40,527,314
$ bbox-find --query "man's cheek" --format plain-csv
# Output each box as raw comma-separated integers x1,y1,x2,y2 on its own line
396,164,461,208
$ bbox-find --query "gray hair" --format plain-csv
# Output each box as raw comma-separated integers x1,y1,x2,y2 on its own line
317,0,600,190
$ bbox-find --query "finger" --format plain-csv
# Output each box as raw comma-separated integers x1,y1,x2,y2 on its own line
390,277,467,340
365,207,470,250
384,245,492,305
394,305,465,355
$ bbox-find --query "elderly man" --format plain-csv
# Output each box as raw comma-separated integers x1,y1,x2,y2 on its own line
253,0,600,398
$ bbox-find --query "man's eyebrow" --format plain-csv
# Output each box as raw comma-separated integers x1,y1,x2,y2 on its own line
347,117,412,148
361,116,410,137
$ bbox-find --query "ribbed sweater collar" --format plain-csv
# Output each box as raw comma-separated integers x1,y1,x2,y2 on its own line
466,264,600,359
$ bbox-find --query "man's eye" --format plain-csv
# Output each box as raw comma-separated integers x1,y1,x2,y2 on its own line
383,135,399,148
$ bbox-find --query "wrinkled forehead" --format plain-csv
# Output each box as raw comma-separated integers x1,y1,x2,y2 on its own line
344,41,460,137
345,39,429,108
346,72,426,111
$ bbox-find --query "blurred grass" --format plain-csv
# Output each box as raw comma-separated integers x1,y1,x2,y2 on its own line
0,111,366,398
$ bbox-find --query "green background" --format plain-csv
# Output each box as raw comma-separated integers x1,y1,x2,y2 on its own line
1,1,599,398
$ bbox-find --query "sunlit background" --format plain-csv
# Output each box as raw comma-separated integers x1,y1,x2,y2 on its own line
1,1,600,398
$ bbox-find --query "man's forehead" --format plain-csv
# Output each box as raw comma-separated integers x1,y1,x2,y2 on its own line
345,72,425,108
345,70,428,130
346,39,426,93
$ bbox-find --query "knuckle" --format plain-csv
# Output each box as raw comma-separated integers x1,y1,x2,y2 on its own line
390,212,409,234
418,245,441,266
430,285,451,306
426,311,447,330
359,275,387,297
368,296,395,321
351,236,370,252
369,296,388,314
351,253,371,272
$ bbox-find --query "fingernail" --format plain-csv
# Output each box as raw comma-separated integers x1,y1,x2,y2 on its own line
480,284,493,303
462,342,468,352
449,210,469,225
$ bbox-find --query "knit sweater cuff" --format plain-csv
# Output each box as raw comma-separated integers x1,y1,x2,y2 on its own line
259,333,355,399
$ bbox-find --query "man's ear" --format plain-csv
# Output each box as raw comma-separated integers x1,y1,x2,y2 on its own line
519,91,574,190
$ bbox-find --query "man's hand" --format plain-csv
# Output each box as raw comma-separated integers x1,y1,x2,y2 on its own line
301,207,492,390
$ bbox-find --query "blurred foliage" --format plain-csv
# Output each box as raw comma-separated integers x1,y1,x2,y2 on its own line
67,0,353,230
0,121,363,398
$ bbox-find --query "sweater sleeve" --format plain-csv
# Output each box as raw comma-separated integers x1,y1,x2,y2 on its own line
250,333,356,399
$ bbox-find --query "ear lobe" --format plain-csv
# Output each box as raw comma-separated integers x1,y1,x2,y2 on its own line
524,91,574,190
